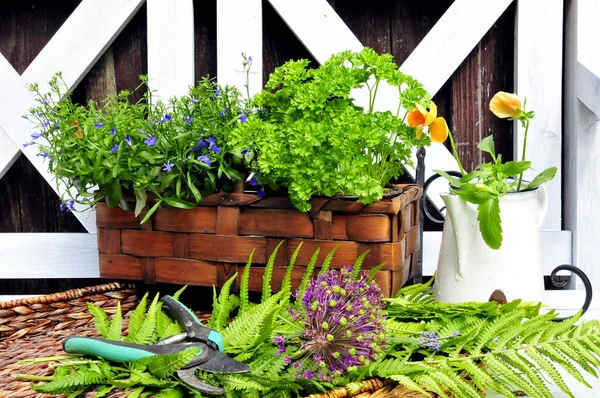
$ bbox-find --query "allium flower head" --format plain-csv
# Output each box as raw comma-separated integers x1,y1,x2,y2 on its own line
281,267,386,381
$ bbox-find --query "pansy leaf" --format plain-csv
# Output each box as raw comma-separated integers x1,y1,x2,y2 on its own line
526,167,557,190
477,135,496,160
501,161,531,178
477,196,502,250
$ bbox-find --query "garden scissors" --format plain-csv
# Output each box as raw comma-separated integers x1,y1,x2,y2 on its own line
63,295,249,395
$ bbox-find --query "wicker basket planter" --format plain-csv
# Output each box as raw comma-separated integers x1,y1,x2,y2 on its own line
97,184,422,297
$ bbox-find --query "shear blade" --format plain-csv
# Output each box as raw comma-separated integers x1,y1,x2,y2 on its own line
177,368,225,396
196,349,251,374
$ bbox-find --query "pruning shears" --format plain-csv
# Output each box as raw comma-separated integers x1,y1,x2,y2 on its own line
63,295,249,395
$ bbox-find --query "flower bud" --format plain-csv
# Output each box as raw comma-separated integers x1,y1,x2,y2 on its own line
327,334,334,342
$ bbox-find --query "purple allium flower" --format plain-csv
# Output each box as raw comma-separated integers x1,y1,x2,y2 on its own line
185,115,193,124
31,132,44,140
144,136,157,146
214,89,221,97
419,331,441,351
125,135,132,146
257,187,265,198
283,356,292,365
239,113,248,123
111,128,116,135
282,267,386,382
303,370,315,380
198,155,211,166
23,141,35,148
60,200,75,212
161,114,172,123
111,144,119,153
162,162,175,172
219,108,227,117
94,122,105,129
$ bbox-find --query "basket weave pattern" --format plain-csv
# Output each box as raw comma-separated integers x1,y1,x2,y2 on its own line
97,185,423,297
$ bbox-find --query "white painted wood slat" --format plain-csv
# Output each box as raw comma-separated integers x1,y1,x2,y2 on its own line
0,0,145,180
577,60,600,116
217,0,263,96
147,0,195,100
515,0,563,230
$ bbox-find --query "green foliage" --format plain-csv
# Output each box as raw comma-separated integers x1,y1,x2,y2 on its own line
230,48,430,211
297,248,319,298
106,302,123,341
208,272,239,331
281,242,303,297
87,302,110,339
135,348,201,379
262,241,283,302
27,73,252,218
239,248,256,314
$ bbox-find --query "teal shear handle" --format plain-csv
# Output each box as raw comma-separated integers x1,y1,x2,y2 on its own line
160,295,224,352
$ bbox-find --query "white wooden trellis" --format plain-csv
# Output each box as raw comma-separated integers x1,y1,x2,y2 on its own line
0,0,573,286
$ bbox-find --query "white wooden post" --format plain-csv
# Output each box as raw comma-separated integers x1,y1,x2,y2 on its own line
515,0,564,231
147,0,195,100
217,0,263,95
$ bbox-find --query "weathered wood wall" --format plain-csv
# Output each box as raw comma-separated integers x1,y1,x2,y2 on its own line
0,0,515,293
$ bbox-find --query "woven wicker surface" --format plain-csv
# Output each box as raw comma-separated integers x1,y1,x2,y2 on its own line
0,283,428,398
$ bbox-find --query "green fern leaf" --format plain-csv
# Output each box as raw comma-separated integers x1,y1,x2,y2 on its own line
156,306,182,340
394,275,434,297
318,245,339,275
210,273,239,332
501,351,553,397
263,241,284,302
93,385,115,397
367,262,387,282
387,375,431,396
240,248,256,314
106,301,123,341
131,294,160,345
298,248,320,298
126,387,145,398
126,292,148,342
87,302,110,339
154,387,185,398
172,285,187,300
483,355,541,398
32,371,105,394
145,348,200,378
473,309,526,353
415,374,451,398
351,250,369,279
281,242,302,297
452,358,516,398
526,347,574,397
130,368,172,387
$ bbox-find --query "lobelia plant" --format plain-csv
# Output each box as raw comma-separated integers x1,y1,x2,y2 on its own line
425,91,557,249
229,47,441,212
26,70,253,222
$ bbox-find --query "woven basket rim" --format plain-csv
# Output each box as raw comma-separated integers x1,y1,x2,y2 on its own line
0,282,135,310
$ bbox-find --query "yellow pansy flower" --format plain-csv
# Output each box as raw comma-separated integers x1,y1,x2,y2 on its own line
489,91,522,119
407,102,448,143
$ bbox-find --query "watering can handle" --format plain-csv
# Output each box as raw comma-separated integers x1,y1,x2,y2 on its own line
550,265,593,322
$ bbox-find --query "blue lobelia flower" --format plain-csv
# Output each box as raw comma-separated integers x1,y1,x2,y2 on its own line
239,113,248,123
31,132,44,140
144,136,157,146
214,89,221,97
185,115,193,124
162,162,175,172
22,142,35,148
208,136,216,144
248,56,253,62
198,139,207,148
161,114,172,123
125,135,132,146
249,176,258,186
198,155,211,166
257,186,265,197
210,145,221,154
94,122,105,129
39,152,49,159
138,129,147,135
60,200,75,212
111,128,116,135
219,108,227,117
111,144,119,153
241,148,250,155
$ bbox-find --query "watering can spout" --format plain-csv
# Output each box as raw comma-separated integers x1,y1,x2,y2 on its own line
441,193,477,277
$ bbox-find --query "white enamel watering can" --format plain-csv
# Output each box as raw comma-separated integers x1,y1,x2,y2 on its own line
420,172,593,313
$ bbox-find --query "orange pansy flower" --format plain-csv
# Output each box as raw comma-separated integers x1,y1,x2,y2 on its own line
489,91,522,119
407,102,448,143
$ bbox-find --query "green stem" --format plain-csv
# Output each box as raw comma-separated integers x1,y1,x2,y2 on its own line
15,374,54,382
370,79,380,114
447,130,466,176
19,355,77,365
517,118,530,191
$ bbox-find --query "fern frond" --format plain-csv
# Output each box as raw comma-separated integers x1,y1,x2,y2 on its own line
351,250,369,279
154,388,184,398
240,248,256,314
526,347,574,397
126,293,148,342
298,248,320,298
129,368,172,387
125,387,145,398
387,375,431,396
210,273,239,331
92,385,115,397
130,294,160,345
472,309,527,353
394,276,434,298
146,347,200,379
32,371,105,394
318,245,339,275
367,262,387,282
281,242,303,297
414,374,451,398
263,241,284,302
106,302,122,341
482,355,541,398
172,285,187,301
156,306,182,340
87,302,110,339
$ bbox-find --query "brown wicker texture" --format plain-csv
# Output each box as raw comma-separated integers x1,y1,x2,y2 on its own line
0,283,431,398
98,184,423,297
